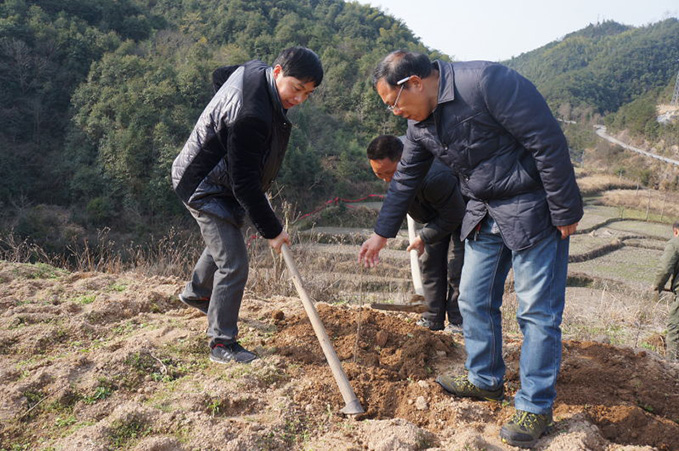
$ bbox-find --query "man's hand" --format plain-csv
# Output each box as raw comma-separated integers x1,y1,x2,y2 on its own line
358,233,388,268
268,230,290,254
406,235,425,256
557,222,579,239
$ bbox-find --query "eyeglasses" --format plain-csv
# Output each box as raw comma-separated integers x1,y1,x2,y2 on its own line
386,76,413,112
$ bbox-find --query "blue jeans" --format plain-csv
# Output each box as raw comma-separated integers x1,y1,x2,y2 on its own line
459,216,569,414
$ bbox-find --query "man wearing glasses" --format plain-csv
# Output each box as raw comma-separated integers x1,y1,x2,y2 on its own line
358,50,582,448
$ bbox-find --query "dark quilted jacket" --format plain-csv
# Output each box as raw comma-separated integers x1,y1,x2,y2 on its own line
375,60,583,251
407,159,465,244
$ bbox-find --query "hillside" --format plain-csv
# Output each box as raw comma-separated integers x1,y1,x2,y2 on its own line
4,1,679,251
0,0,431,229
505,19,679,114
3,188,679,450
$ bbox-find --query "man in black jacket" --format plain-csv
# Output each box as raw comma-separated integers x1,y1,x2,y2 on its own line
359,50,582,448
172,47,323,364
367,135,465,332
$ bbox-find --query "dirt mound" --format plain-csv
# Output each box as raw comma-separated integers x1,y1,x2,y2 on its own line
272,305,679,449
272,305,460,420
2,262,679,450
555,341,679,449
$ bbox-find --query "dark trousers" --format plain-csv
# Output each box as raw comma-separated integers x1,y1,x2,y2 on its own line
420,231,465,325
181,208,249,348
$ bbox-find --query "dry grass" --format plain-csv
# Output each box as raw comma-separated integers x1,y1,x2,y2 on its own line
500,282,671,353
600,189,679,222
577,173,637,196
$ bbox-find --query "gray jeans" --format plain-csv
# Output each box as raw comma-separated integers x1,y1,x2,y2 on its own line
420,231,465,325
182,208,249,347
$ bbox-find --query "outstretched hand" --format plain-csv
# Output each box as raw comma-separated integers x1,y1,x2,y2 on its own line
358,233,388,268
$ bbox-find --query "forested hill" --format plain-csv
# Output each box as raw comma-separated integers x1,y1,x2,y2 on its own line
0,0,442,231
505,19,679,115
1,0,678,243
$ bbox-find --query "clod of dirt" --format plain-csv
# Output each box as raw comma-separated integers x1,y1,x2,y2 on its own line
271,309,285,322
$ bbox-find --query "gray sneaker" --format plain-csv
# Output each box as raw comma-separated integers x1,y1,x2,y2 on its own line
435,374,504,401
210,342,258,364
500,409,554,448
444,323,463,334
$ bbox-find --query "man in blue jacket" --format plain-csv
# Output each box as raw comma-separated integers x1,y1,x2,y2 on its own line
358,50,582,448
367,135,465,332
172,47,323,364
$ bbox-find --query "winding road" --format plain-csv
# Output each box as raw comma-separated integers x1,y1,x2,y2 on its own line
594,125,679,167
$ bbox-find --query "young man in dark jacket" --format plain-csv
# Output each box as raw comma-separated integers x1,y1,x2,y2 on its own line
652,221,679,361
367,135,465,332
172,47,323,364
359,50,582,448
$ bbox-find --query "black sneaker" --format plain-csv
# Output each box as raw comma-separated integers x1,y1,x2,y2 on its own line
178,294,209,315
500,409,554,448
210,342,258,364
435,374,504,401
416,317,444,331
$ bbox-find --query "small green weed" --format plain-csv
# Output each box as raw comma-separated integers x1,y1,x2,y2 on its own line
19,263,66,280
82,380,116,404
108,417,151,448
107,283,128,292
55,415,77,427
69,294,97,305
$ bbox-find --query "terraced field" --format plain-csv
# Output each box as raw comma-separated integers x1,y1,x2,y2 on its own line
293,195,675,349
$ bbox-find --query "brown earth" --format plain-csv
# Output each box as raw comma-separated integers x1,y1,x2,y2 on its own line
1,261,679,450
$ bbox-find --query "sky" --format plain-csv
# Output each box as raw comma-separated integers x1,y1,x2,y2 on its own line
355,0,679,61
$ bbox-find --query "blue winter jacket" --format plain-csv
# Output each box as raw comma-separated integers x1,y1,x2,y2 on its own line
374,60,583,251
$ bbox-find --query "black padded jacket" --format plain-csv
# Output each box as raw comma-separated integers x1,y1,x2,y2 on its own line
171,60,291,239
407,159,465,244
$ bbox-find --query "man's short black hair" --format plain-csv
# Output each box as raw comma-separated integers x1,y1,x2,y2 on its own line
673,221,679,231
274,46,324,87
367,135,403,161
372,50,433,89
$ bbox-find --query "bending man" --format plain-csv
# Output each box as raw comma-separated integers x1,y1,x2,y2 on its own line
367,134,465,332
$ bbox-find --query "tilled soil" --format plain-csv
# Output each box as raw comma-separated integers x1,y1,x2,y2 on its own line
1,261,679,450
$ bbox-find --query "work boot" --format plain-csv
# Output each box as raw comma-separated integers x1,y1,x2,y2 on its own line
178,294,209,315
500,409,554,448
435,374,504,401
416,317,444,331
210,342,258,364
